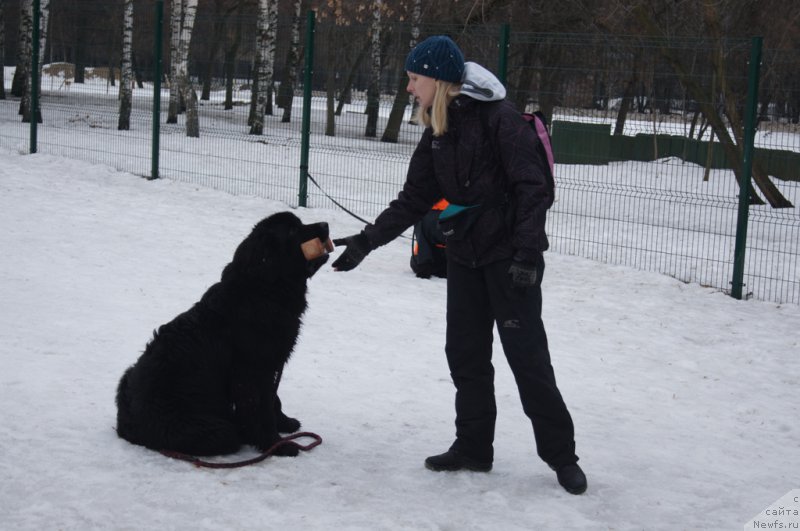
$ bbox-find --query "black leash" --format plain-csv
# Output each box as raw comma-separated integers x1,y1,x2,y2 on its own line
306,172,412,240
159,432,322,469
307,173,372,225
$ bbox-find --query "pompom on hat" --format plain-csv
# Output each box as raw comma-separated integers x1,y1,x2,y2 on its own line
405,35,465,83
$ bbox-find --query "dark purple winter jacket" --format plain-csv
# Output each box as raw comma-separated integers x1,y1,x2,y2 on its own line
364,94,553,268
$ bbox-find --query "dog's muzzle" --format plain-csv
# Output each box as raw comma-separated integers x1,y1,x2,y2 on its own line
302,236,334,276
301,237,335,261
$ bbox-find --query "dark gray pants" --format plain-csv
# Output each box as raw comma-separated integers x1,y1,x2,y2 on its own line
445,256,577,466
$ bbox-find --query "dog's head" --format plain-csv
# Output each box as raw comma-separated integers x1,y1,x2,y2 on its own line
230,212,333,282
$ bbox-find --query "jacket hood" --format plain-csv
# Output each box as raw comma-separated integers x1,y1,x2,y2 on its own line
459,62,506,102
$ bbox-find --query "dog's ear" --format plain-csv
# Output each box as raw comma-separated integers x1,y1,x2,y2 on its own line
227,212,324,281
227,223,281,279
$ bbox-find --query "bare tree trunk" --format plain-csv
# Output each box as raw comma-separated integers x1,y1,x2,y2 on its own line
22,0,48,124
613,79,634,136
687,110,700,140
380,70,409,143
248,54,259,126
201,22,223,101
703,129,715,182
176,0,199,137
132,52,144,88
249,0,276,135
118,0,134,130
13,0,32,99
265,0,277,116
167,0,183,124
279,0,302,123
407,0,421,122
224,14,243,111
511,45,535,113
383,11,421,143
652,109,658,161
335,36,369,116
364,0,382,138
613,51,639,136
0,2,5,100
201,0,235,101
324,26,336,137
36,0,50,82
74,27,86,84
537,43,563,127
382,0,420,138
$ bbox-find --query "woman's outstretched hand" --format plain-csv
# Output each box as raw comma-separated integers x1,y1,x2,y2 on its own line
331,232,371,271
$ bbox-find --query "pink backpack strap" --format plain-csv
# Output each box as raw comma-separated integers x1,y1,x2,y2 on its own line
524,113,554,175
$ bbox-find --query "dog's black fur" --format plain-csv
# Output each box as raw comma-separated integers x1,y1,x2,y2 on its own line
116,212,329,456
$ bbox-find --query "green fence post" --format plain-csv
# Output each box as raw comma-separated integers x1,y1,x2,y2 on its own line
298,10,316,208
498,24,510,86
150,0,164,180
731,36,762,300
29,0,41,153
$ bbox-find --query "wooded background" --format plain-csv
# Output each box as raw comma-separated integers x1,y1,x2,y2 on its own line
3,0,800,125
1,0,798,304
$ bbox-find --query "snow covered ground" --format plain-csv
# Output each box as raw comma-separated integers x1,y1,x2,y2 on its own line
1,149,798,530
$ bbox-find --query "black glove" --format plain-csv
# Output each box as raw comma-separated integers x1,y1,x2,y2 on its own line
508,257,540,289
331,232,371,271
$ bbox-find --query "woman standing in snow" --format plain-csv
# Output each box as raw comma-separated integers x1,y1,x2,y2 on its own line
332,35,586,495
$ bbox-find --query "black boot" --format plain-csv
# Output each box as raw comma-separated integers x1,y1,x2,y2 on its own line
551,463,587,494
424,450,492,472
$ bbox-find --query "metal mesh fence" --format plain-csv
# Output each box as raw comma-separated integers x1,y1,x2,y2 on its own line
1,3,798,304
507,33,799,304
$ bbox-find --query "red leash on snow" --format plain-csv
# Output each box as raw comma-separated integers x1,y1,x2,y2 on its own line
159,432,322,469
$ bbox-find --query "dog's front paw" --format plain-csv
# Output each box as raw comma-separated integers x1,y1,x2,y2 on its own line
271,442,300,457
256,433,300,457
277,413,301,434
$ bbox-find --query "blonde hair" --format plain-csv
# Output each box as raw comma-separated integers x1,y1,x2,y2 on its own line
415,80,461,136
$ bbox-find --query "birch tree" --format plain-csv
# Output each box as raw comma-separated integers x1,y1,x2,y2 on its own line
167,0,183,124
265,0,278,115
364,0,382,137
36,0,50,89
12,0,32,99
278,0,302,122
249,0,277,135
407,0,422,123
21,0,49,123
175,0,200,137
0,2,5,100
118,0,134,130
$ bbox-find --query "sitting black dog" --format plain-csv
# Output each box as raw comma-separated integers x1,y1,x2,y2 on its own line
115,212,332,456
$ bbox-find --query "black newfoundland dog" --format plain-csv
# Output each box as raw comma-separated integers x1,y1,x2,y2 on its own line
115,212,332,457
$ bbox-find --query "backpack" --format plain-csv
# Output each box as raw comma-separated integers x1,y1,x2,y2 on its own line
410,199,449,279
521,110,555,192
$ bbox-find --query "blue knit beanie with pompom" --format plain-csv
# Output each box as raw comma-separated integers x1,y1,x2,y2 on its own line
405,35,465,83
